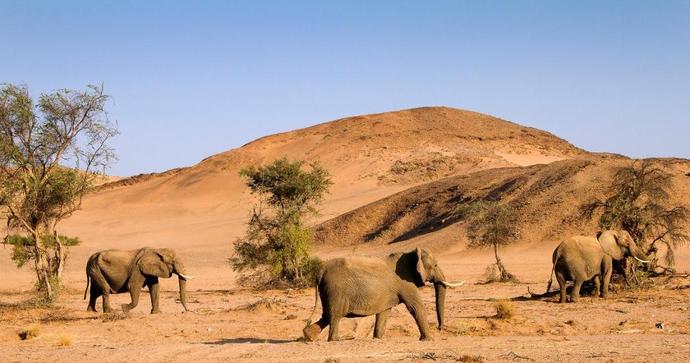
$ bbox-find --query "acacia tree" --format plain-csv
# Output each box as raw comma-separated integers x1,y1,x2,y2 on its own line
581,160,689,272
457,200,519,282
230,157,331,287
0,83,117,300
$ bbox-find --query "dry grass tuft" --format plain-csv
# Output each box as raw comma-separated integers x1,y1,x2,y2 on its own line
233,298,285,313
17,324,40,340
494,300,515,320
56,334,72,347
101,312,127,322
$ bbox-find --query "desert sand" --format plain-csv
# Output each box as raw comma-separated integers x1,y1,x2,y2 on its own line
2,107,690,362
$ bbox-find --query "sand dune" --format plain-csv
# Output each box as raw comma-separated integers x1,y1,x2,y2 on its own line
0,107,583,288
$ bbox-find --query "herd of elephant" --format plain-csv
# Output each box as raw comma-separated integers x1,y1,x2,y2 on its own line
84,229,650,341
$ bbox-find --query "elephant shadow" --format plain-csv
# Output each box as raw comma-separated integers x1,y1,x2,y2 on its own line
203,337,297,345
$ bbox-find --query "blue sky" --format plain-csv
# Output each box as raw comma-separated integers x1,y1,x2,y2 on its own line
2,1,689,176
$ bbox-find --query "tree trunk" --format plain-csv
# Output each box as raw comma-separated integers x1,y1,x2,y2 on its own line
55,231,64,279
31,230,53,300
493,242,514,282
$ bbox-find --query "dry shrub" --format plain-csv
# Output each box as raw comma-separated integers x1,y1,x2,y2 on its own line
56,334,72,347
494,300,514,320
482,264,518,284
17,324,40,340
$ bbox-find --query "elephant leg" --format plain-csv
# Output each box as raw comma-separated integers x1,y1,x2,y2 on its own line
327,317,341,342
601,258,613,299
593,276,601,298
374,309,391,339
122,287,141,313
102,292,112,313
556,271,567,304
303,316,329,342
148,278,161,314
401,291,432,341
571,279,584,303
87,284,101,312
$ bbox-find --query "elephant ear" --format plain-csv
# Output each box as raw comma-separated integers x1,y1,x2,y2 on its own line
598,231,624,260
139,249,172,278
415,247,428,284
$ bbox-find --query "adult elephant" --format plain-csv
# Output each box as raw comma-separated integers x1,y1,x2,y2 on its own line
84,247,192,313
548,230,650,303
303,247,464,341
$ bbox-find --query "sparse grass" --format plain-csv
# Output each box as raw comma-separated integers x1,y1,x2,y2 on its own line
493,300,515,320
412,352,485,362
458,355,485,363
17,324,40,340
56,334,72,347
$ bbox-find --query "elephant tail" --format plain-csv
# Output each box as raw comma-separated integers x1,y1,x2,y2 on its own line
305,268,324,326
83,267,90,300
305,283,319,326
546,247,561,293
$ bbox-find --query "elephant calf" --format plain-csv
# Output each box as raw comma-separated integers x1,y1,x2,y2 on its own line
303,247,463,341
84,247,192,313
548,230,650,303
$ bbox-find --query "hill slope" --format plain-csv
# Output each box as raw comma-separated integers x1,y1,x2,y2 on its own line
61,107,582,249
314,156,690,255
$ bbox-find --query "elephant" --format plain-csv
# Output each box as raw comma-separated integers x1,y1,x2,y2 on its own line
302,247,464,342
84,247,192,313
547,230,650,303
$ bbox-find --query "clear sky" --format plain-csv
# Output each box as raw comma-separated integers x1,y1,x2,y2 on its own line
2,1,689,176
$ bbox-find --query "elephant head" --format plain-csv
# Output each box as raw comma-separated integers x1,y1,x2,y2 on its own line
138,248,192,311
597,230,650,263
407,247,464,330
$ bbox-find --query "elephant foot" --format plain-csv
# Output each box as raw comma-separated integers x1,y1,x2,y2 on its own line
103,306,113,313
419,334,433,341
150,309,161,314
303,324,322,342
121,304,132,313
87,306,97,312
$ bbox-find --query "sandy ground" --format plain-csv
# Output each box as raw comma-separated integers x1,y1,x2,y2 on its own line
3,244,690,363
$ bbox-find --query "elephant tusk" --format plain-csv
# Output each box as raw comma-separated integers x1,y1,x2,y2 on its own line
178,273,194,279
633,256,650,264
440,280,465,288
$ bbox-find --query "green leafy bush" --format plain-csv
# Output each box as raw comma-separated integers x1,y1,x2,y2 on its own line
230,157,331,288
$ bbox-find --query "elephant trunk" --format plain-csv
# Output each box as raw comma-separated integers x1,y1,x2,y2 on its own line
173,261,191,312
434,282,446,330
178,276,189,312
630,244,651,264
433,269,449,330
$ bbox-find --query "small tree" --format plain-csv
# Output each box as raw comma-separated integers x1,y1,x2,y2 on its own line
0,83,117,300
230,157,331,287
457,200,519,282
581,160,689,272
